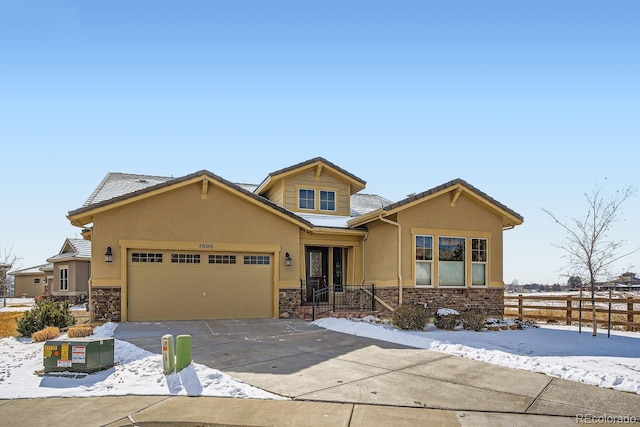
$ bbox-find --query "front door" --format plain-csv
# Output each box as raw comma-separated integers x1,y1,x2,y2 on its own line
306,247,328,302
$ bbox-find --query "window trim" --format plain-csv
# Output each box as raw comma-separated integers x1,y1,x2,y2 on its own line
243,255,271,265
438,236,466,287
414,234,434,287
131,252,163,263
411,229,492,288
471,238,488,287
298,188,316,210
209,254,237,264
171,253,201,264
319,190,337,212
59,265,69,291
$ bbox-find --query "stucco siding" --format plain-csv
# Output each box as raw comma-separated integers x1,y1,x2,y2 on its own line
13,274,46,297
90,180,301,288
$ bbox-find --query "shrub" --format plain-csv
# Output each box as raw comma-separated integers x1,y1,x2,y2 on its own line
392,303,430,330
434,308,460,330
461,309,486,331
32,326,60,342
16,298,76,337
68,325,94,338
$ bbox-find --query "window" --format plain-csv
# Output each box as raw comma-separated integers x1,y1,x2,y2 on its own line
132,253,163,263
171,253,201,264
439,237,465,286
209,254,236,264
34,278,41,284
59,267,69,291
244,255,270,265
415,235,433,286
299,189,315,210
319,190,336,211
471,238,487,286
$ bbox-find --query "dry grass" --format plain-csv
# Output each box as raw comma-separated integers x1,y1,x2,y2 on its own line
0,312,24,338
67,324,94,338
32,326,61,342
505,306,637,327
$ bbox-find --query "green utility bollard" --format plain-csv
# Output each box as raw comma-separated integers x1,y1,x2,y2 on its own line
175,335,192,372
161,334,175,374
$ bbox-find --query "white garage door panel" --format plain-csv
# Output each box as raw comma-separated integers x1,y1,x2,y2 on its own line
128,252,272,321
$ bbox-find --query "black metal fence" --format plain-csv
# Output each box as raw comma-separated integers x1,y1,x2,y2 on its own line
300,280,376,320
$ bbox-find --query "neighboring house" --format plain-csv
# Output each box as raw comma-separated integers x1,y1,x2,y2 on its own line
600,272,640,291
67,157,523,322
10,265,48,297
39,263,54,295
46,238,91,302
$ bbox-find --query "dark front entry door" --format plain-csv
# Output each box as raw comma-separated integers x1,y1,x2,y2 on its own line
306,247,328,302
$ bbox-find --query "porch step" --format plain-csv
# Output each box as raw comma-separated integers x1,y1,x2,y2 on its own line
298,306,379,321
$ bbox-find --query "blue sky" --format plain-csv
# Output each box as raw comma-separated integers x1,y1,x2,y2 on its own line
1,1,638,285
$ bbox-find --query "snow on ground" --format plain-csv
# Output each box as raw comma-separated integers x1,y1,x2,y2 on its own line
0,322,284,399
314,317,640,395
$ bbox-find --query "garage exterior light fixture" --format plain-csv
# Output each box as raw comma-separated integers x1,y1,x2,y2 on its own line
105,246,113,263
285,252,292,266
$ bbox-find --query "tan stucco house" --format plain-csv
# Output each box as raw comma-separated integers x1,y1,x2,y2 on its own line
10,264,48,298
46,238,91,303
67,157,523,322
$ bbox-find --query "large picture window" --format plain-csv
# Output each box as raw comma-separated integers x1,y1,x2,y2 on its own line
471,238,487,286
439,237,465,286
299,189,315,210
319,190,336,211
415,235,433,286
59,266,69,291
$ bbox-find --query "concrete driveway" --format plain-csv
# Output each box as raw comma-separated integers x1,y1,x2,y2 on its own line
114,318,640,418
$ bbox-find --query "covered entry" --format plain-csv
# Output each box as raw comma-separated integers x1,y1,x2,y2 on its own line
304,246,346,303
127,250,273,321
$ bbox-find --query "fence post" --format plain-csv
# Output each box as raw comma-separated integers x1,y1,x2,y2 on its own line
607,290,612,338
517,295,523,320
628,296,635,332
566,297,572,326
332,284,336,312
371,284,375,312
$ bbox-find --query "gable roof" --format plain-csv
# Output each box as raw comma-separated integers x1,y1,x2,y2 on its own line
255,157,366,196
9,264,49,276
68,170,315,230
348,178,524,229
47,238,92,262
83,172,173,207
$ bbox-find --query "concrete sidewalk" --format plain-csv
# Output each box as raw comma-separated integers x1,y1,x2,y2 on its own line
0,395,591,426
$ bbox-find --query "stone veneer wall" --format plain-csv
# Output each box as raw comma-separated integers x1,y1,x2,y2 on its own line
91,287,121,322
279,288,301,318
375,287,504,317
278,286,503,319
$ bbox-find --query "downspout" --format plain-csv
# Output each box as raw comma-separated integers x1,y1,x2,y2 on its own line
378,214,403,305
361,232,368,285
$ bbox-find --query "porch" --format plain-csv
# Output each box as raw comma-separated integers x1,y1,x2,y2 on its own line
298,279,379,321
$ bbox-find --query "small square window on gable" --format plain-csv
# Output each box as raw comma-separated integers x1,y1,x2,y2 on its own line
299,189,315,210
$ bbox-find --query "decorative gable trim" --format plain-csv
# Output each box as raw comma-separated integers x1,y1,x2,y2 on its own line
67,170,314,231
348,179,524,229
255,157,366,196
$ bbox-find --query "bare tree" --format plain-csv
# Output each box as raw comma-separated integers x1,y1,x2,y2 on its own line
543,183,638,336
0,247,19,308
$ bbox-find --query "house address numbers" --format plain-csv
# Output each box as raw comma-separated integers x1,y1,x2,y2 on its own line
199,243,213,249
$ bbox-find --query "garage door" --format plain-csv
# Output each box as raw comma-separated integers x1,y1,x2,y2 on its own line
127,250,273,321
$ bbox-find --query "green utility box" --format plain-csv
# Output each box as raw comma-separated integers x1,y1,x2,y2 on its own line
43,338,115,374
